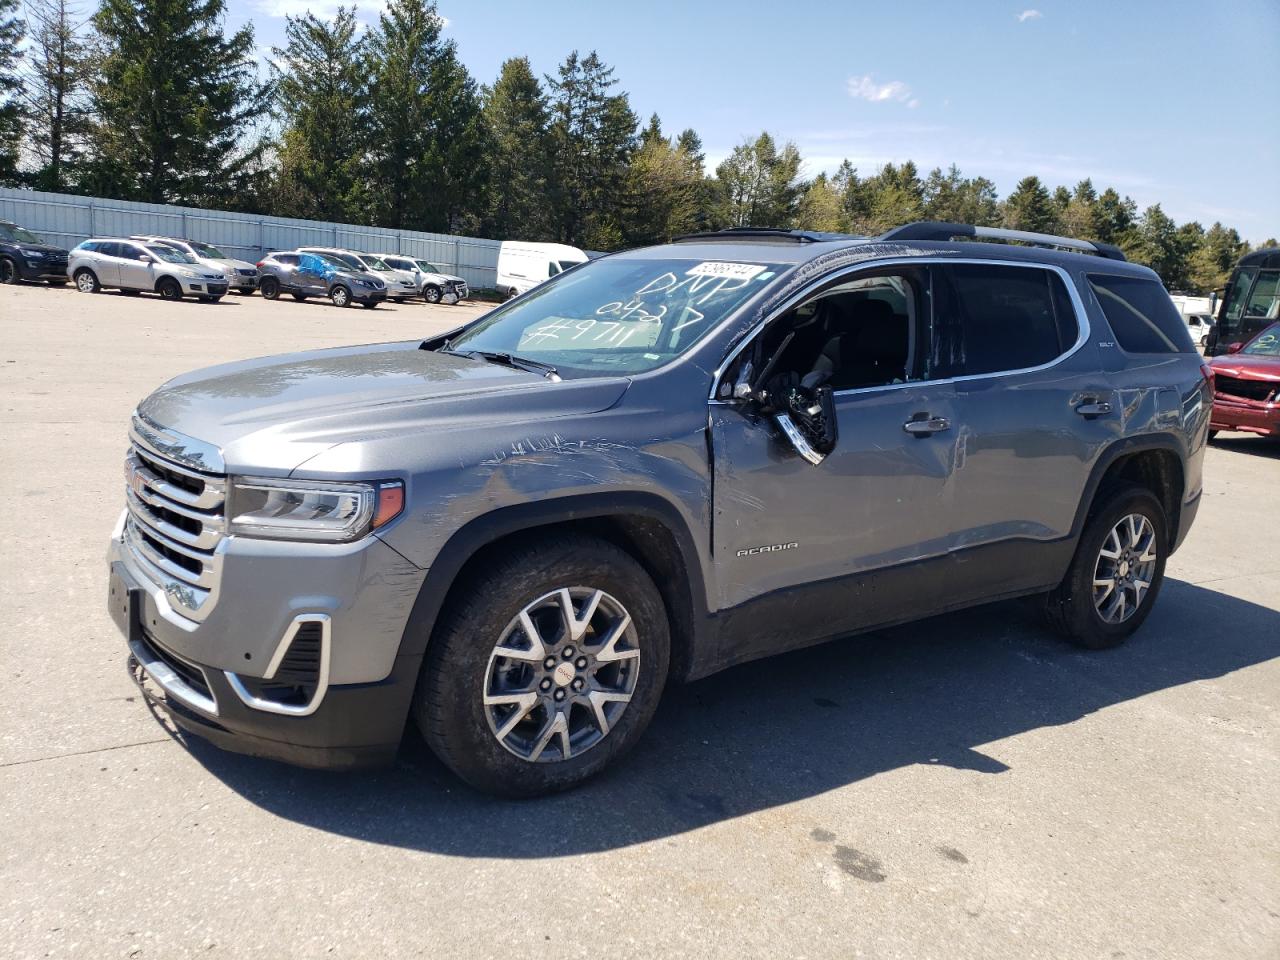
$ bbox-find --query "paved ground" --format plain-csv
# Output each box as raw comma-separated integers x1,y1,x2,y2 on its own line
1,281,1277,960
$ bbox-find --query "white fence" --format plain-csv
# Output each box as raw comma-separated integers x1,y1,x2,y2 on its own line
0,187,502,289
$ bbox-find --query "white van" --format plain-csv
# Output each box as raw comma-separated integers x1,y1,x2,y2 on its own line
496,241,588,299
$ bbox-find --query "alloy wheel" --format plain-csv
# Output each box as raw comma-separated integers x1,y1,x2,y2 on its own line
1092,513,1158,624
483,587,640,763
76,270,97,293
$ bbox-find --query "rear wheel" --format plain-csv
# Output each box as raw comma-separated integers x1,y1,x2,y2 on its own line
0,257,18,284
157,277,183,300
74,268,101,293
1044,484,1168,649
330,284,351,307
506,286,520,301
416,535,670,797
259,277,280,300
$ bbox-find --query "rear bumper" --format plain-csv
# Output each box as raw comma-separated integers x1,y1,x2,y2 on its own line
1210,397,1280,436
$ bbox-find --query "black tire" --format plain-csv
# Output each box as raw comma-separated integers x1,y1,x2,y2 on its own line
423,284,442,304
361,301,379,309
1044,484,1169,649
416,535,671,797
260,277,280,300
157,277,183,300
291,291,308,302
506,286,520,301
330,284,351,307
74,268,101,293
0,257,18,284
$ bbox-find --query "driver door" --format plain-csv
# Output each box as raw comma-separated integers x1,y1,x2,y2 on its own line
709,265,958,652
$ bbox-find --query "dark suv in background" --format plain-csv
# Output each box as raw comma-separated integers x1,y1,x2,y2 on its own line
109,222,1209,797
0,219,70,285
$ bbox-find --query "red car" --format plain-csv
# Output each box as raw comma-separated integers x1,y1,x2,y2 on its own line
1209,320,1280,439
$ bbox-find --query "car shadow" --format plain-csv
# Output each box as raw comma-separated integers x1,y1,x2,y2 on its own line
182,578,1278,857
1209,435,1280,459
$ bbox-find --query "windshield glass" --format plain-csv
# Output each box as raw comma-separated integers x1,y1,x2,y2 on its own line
147,245,196,264
189,240,228,259
0,223,43,243
1242,323,1280,357
447,257,786,376
364,256,392,271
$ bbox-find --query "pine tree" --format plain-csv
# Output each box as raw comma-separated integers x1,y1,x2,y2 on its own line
0,0,24,183
19,0,94,191
1061,179,1098,239
1130,204,1183,285
482,57,552,240
795,173,846,232
1093,188,1137,246
1001,176,1059,233
87,0,269,204
713,132,801,228
270,6,368,222
545,50,637,248
921,165,999,226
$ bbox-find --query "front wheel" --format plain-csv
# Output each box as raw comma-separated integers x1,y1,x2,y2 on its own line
330,285,351,307
260,277,280,300
1044,484,1168,649
74,268,101,293
423,284,442,304
416,535,670,797
0,257,18,284
157,277,183,300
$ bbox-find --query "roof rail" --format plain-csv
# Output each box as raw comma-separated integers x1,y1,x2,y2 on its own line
671,227,857,244
878,221,1127,261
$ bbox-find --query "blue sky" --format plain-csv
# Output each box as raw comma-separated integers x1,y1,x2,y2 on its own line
227,0,1280,242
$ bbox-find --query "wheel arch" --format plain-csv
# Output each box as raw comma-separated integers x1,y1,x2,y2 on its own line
1072,437,1186,550
391,492,713,685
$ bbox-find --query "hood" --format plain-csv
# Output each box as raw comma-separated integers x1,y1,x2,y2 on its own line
14,242,68,256
208,256,256,271
136,340,630,473
1210,354,1280,380
422,270,465,284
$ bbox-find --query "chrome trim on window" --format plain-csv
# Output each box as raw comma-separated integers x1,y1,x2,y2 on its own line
223,614,332,717
708,257,1092,403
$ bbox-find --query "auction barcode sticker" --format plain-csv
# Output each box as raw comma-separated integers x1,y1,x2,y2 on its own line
686,262,768,280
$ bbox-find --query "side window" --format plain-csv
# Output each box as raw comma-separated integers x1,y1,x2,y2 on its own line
548,261,562,278
100,241,124,258
1244,270,1280,320
1222,267,1256,325
120,244,145,261
932,264,1077,377
79,241,99,253
276,254,299,266
1088,274,1194,354
742,269,924,393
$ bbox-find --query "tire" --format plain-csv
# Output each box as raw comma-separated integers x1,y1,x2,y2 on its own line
74,268,101,294
330,284,351,308
157,277,183,300
506,286,520,301
259,277,280,300
361,301,379,309
0,257,18,284
423,284,442,304
291,291,308,302
1044,484,1169,649
416,534,670,797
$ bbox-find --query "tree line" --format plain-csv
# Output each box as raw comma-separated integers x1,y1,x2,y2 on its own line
1,0,1273,293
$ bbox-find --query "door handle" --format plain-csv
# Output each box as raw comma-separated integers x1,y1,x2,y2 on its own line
903,416,950,436
1075,400,1113,418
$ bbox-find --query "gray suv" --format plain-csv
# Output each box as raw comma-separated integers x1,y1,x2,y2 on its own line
107,222,1209,796
257,250,387,307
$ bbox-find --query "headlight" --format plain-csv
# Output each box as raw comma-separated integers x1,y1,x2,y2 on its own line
228,477,404,542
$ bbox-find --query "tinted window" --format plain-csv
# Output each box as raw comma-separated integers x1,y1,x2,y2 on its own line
119,244,146,261
274,253,299,266
932,265,1077,377
98,242,124,258
1088,274,1194,354
1244,270,1280,319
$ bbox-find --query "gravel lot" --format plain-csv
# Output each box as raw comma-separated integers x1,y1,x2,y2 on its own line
1,281,1277,960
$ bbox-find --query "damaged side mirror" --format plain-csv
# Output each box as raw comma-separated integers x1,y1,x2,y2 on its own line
774,384,838,466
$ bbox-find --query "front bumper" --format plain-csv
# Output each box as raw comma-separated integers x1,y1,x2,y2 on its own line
1210,396,1280,436
19,258,69,280
352,288,387,304
233,273,259,289
182,277,229,296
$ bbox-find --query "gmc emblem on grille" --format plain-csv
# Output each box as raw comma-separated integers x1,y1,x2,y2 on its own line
736,541,799,558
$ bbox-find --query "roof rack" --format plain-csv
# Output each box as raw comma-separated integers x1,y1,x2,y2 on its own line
671,227,857,244
879,221,1127,261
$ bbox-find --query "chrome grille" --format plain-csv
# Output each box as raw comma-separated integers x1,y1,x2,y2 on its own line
124,441,226,621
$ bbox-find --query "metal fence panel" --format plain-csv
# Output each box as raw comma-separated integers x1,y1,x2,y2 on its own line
0,186,503,288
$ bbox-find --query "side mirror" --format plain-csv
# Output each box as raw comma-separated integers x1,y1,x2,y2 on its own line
139,254,154,263
775,384,838,466
1226,341,1243,354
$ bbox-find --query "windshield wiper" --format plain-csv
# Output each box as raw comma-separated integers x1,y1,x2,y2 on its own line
443,349,561,382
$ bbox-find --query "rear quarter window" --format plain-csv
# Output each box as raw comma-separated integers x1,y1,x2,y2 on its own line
1088,274,1194,354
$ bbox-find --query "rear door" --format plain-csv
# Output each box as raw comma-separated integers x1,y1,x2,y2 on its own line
934,262,1104,595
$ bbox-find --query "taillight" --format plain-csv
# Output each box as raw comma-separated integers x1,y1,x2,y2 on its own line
255,260,265,269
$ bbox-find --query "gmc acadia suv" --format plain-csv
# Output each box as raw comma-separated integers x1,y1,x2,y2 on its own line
107,222,1210,796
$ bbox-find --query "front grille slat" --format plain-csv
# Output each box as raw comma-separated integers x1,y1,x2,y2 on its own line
1216,375,1278,403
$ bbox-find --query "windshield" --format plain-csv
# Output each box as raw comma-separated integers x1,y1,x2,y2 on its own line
0,223,44,243
189,240,229,259
415,260,442,273
147,245,196,264
364,256,392,271
446,257,786,376
1242,323,1280,357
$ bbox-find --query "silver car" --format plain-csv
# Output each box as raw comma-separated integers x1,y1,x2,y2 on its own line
131,236,259,295
68,238,230,301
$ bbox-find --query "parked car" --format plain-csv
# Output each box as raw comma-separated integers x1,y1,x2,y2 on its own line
296,247,418,302
69,238,228,301
108,221,1208,796
1185,312,1215,348
131,235,260,295
374,253,469,304
496,240,588,299
1205,247,1280,356
257,251,387,308
0,219,70,285
1208,320,1280,439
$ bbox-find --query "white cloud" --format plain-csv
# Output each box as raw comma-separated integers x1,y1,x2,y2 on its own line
1016,9,1043,22
847,75,916,106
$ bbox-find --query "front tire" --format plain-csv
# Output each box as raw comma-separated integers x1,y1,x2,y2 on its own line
74,268,101,293
157,277,183,300
423,284,442,304
0,257,18,284
416,535,670,797
330,284,351,307
1044,484,1168,649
